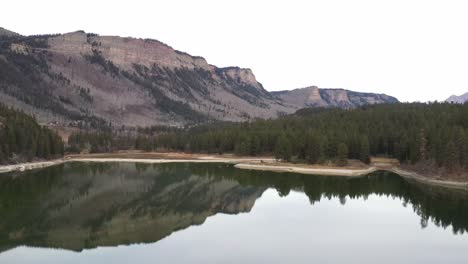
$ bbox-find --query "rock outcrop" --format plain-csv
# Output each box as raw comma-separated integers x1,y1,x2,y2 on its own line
272,86,398,109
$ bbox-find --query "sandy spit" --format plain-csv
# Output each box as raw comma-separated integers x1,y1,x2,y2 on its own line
0,160,66,174
234,163,378,177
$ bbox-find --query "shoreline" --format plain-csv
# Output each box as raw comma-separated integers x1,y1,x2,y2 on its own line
234,163,378,176
0,155,275,174
1,154,467,191
69,157,275,164
235,163,468,191
388,167,468,190
0,160,66,174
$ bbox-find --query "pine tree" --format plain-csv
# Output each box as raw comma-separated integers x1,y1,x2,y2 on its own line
306,133,321,164
0,145,5,163
275,134,292,162
250,136,260,156
337,143,349,166
419,129,428,160
359,135,370,164
7,126,16,154
235,140,251,156
444,141,459,171
464,132,468,170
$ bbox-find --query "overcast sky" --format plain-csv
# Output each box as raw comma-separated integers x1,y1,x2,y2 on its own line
2,0,467,102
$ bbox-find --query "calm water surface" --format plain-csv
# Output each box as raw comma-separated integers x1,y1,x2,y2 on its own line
0,162,467,263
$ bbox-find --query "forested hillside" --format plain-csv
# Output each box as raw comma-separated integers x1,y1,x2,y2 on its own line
0,104,63,164
69,103,468,173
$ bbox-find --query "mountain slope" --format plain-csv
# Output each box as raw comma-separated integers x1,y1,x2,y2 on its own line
0,27,20,37
446,92,468,104
0,29,398,127
0,30,292,127
272,86,398,109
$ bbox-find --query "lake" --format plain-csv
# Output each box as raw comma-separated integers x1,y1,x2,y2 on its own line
0,162,467,263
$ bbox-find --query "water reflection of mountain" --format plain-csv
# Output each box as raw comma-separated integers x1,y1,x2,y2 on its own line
0,163,265,252
0,163,467,253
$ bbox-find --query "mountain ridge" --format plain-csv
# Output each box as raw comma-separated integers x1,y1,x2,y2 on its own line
0,27,20,37
446,92,468,104
272,86,398,109
0,28,398,128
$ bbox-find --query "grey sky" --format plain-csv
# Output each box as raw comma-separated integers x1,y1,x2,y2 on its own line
2,0,467,102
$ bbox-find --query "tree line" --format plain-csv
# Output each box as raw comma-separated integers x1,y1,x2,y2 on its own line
0,104,64,164
68,103,468,171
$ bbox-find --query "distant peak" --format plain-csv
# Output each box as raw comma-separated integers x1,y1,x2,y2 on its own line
445,92,468,103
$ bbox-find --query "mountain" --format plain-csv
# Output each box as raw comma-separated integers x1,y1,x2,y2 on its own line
0,27,20,37
446,92,468,104
0,30,292,127
0,29,398,127
272,86,398,109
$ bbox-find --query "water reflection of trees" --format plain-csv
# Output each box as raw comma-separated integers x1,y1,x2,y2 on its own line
127,163,468,235
201,166,468,235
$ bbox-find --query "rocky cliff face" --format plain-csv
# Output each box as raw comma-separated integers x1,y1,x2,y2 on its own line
446,92,468,104
0,30,290,127
0,29,398,127
272,86,398,109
